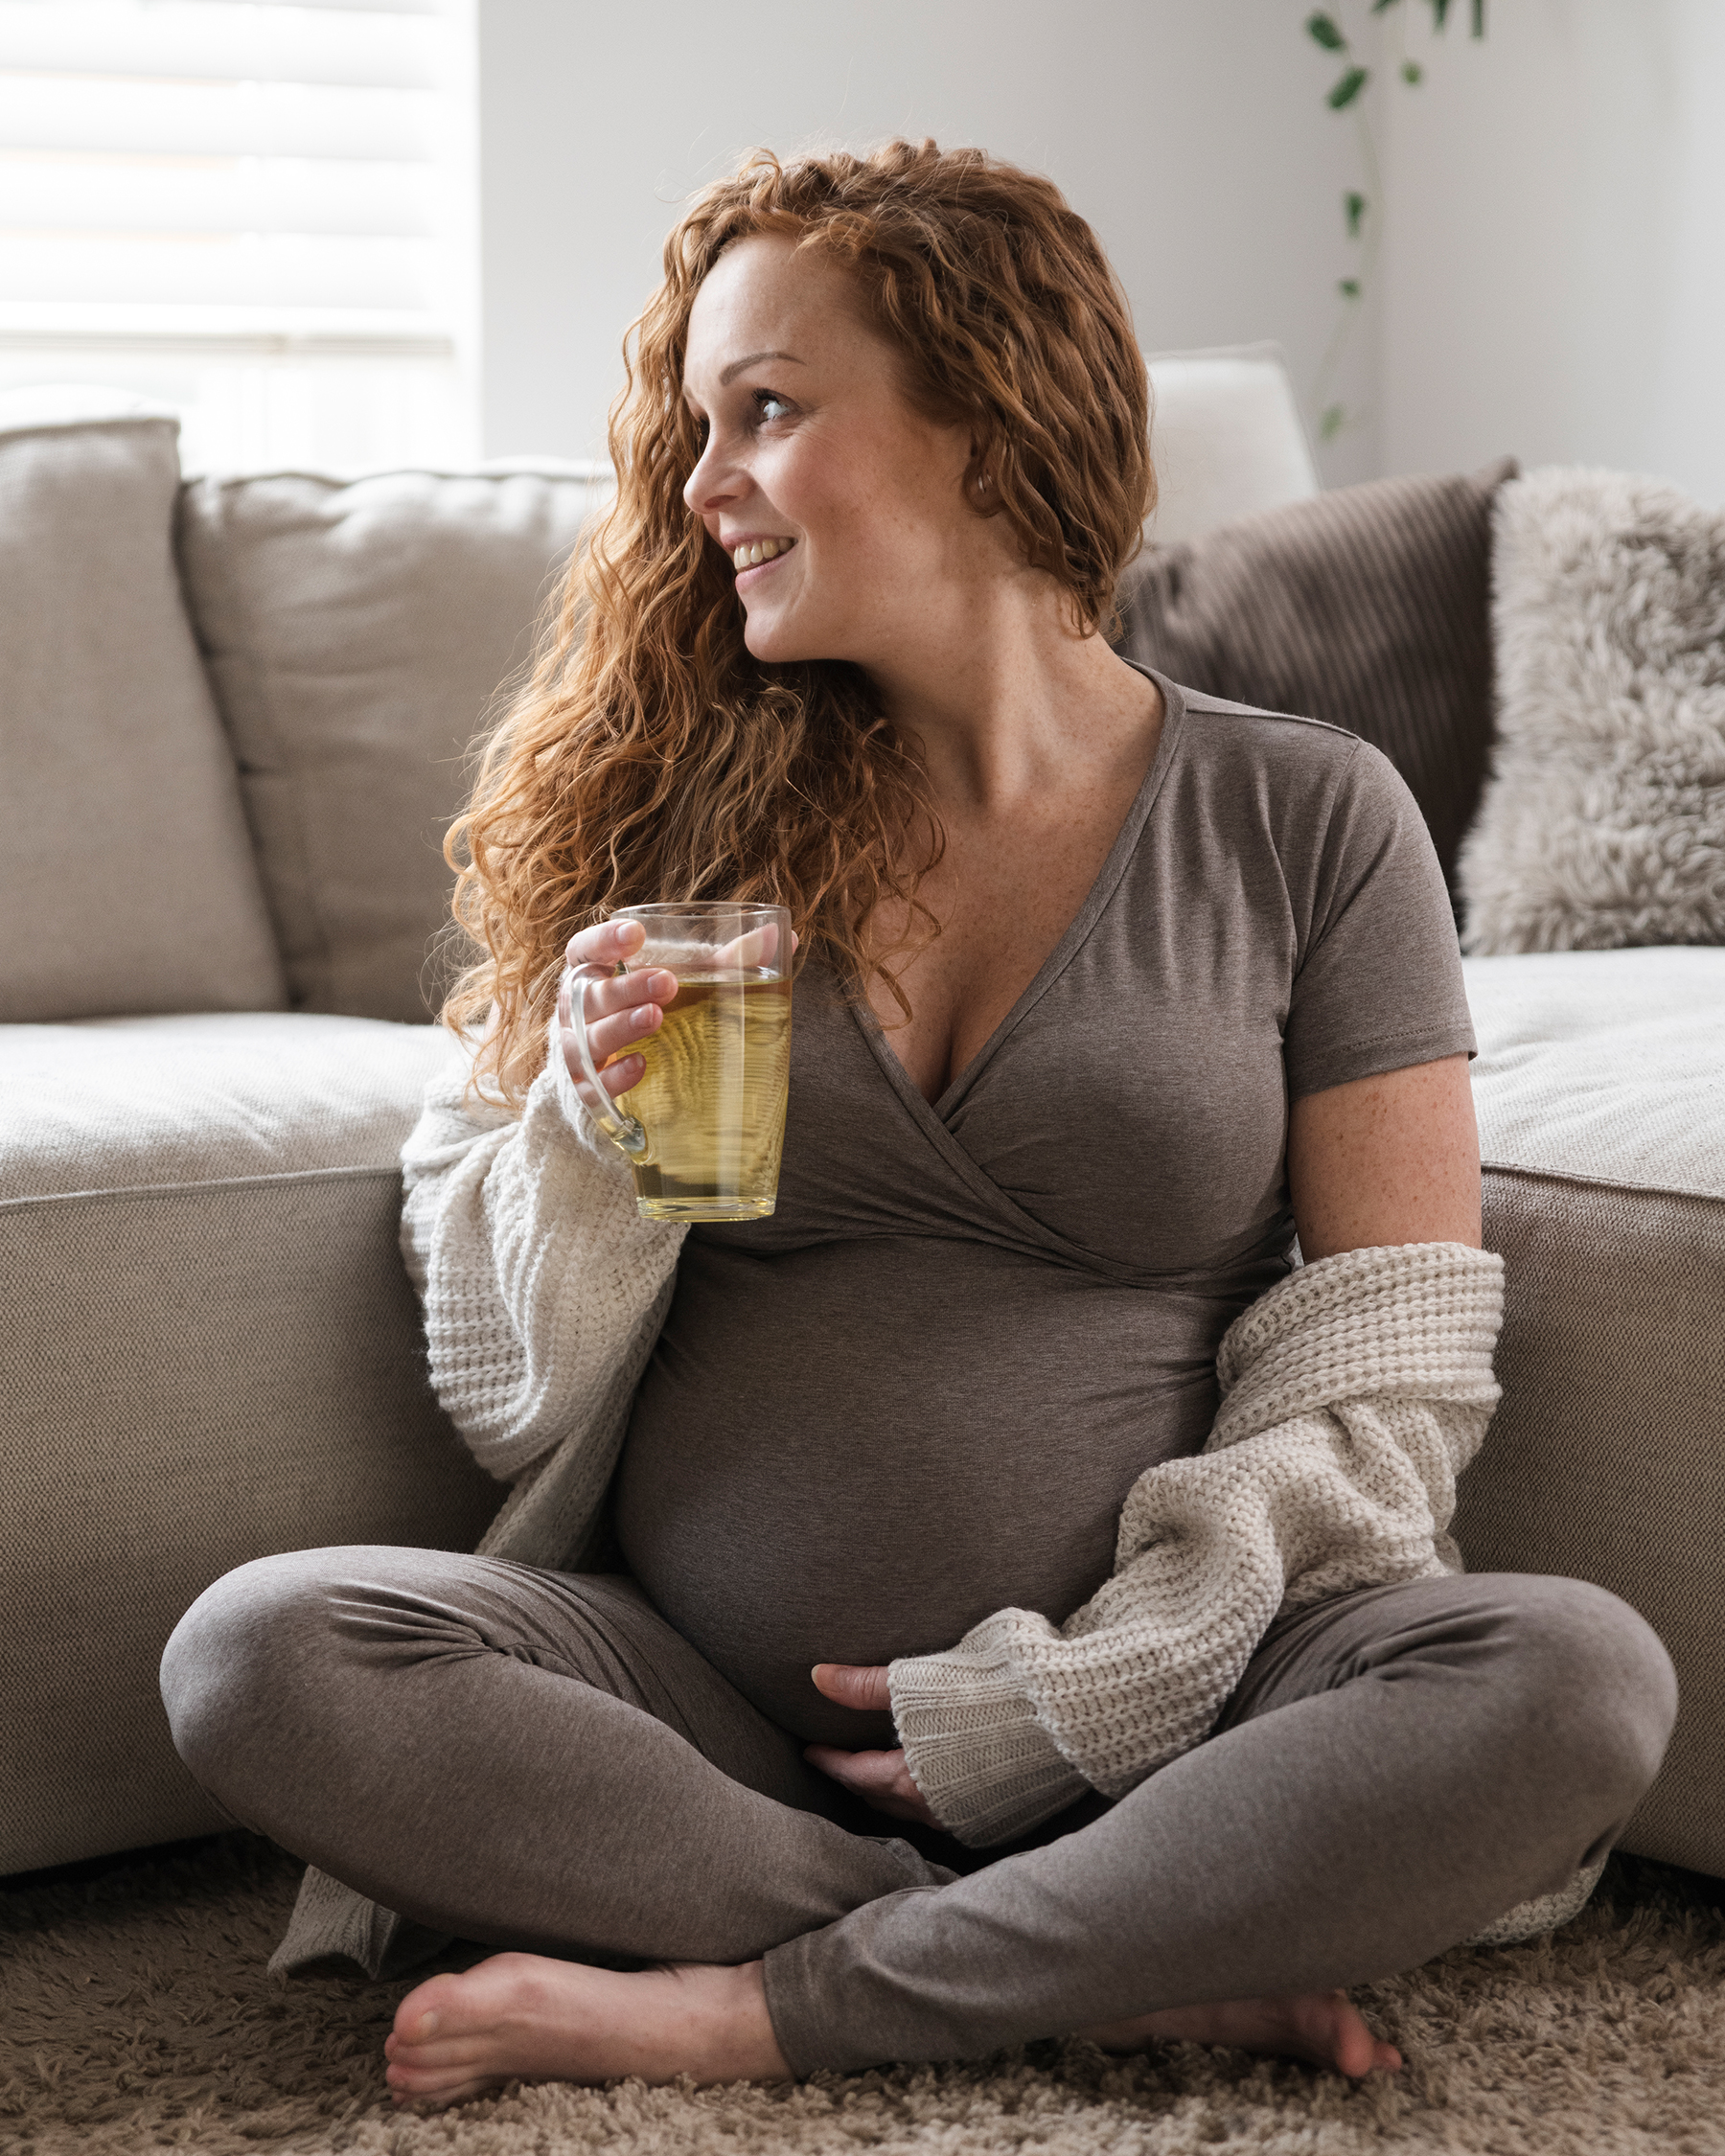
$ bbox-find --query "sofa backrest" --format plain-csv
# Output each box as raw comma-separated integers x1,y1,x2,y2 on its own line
2,378,1507,1030
0,388,288,1024
175,464,607,1023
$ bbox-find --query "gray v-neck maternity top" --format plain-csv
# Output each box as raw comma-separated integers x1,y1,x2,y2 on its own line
612,677,1476,1749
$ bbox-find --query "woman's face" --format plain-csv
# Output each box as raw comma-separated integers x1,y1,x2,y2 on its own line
681,234,1004,672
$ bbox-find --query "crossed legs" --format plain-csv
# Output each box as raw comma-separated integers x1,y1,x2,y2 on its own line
161,1548,1675,2092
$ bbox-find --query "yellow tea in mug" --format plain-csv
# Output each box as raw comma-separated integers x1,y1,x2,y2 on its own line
611,974,791,1220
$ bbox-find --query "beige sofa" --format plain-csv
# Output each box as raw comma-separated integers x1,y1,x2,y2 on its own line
3,390,1721,1888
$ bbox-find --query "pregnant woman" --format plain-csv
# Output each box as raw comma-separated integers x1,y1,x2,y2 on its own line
162,141,1676,2104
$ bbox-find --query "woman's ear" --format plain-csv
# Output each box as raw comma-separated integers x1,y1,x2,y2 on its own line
965,430,998,507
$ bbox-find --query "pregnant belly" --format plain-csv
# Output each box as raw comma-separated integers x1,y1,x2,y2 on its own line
611,1235,1223,1746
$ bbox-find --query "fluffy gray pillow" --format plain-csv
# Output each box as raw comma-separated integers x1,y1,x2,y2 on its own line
1460,469,1725,954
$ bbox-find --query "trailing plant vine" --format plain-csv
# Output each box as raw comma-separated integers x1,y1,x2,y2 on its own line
1305,0,1487,442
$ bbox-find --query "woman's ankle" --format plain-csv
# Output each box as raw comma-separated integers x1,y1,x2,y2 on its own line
691,1961,794,2082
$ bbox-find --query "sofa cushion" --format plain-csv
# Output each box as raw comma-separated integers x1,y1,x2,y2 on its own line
174,465,608,1025
1460,468,1725,955
1116,460,1517,906
0,389,287,1023
0,1014,501,1873
1144,344,1319,546
1455,946,1725,1877
1,1008,461,1199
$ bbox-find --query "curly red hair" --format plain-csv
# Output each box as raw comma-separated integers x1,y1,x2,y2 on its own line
443,139,1152,1099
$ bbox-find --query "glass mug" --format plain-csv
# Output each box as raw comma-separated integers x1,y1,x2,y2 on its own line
558,902,794,1222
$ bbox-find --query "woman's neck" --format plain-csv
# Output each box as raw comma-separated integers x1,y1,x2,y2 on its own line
868,575,1161,824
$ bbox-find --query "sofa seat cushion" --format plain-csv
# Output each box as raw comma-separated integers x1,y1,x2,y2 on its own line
1465,946,1725,1196
0,1015,500,1874
1457,947,1725,1876
3,1009,464,1199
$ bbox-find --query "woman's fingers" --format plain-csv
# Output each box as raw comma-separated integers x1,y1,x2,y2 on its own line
558,957,678,1093
560,1043,642,1112
803,1742,937,1826
567,918,797,969
561,913,796,1112
712,924,775,970
582,965,676,1028
583,969,678,1065
557,927,668,1112
564,918,645,971
811,1663,891,1712
714,919,797,970
582,1051,644,1105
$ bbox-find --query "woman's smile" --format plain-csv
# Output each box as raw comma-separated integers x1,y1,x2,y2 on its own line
730,535,797,583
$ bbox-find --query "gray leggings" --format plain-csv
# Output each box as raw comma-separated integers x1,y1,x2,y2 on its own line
159,1548,1675,2075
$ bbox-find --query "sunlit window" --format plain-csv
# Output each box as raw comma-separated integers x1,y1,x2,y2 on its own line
0,0,478,474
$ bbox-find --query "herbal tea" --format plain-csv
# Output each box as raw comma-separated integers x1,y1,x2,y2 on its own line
611,974,792,1220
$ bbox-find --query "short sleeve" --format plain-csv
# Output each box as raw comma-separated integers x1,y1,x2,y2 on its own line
1282,739,1475,1101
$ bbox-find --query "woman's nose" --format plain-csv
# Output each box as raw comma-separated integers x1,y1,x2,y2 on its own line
683,438,737,520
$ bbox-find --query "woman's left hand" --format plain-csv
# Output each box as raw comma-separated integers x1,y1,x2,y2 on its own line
803,1663,942,1828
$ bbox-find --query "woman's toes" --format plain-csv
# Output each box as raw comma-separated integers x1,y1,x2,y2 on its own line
392,1971,463,2045
386,2053,489,2089
385,2034,491,2072
1311,1991,1398,2079
1089,1990,1399,2080
380,1953,561,2102
386,2057,504,2101
388,2061,495,2096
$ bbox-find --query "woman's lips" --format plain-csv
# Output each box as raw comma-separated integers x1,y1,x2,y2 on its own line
732,537,796,587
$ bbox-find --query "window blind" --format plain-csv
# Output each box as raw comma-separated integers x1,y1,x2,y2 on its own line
0,0,478,472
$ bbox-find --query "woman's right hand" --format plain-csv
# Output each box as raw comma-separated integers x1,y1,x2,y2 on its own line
558,919,678,1112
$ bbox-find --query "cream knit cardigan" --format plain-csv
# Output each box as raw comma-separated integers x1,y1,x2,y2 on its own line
271,1026,1596,1977
891,1237,1507,1844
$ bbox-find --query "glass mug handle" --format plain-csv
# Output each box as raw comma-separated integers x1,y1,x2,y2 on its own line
557,962,651,1158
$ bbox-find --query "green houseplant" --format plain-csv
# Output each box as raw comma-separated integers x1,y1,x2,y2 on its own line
1305,0,1488,441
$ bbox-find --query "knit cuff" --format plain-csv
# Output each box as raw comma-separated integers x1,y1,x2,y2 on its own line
889,1635,1092,1848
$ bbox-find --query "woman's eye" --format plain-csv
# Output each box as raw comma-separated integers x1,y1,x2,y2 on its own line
755,390,792,424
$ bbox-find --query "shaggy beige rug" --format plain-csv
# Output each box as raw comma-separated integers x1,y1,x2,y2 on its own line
3,1834,1722,2156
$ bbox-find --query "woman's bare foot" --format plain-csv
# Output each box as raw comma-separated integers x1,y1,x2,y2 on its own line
382,1952,791,2108
1080,1989,1400,2079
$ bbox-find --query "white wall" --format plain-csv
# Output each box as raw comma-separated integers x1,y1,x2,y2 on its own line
1380,0,1725,505
476,0,1379,485
477,2,1725,509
